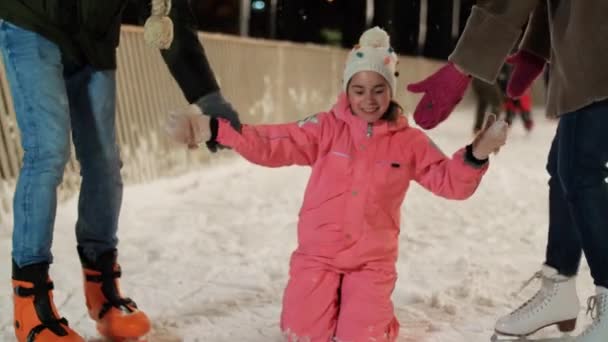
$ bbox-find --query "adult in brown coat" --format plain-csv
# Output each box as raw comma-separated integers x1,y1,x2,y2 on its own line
407,1,608,340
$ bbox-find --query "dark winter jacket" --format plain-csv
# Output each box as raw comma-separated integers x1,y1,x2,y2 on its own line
0,0,221,99
135,0,220,102
0,0,126,69
450,0,608,117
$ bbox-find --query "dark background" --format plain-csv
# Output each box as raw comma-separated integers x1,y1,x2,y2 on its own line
123,0,477,61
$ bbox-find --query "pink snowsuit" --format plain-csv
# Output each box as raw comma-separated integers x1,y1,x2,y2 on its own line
216,93,488,342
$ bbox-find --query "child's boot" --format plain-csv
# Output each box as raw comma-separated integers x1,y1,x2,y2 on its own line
494,265,580,337
79,248,150,341
12,261,84,342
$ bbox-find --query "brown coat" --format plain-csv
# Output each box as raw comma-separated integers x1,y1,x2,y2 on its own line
450,0,608,117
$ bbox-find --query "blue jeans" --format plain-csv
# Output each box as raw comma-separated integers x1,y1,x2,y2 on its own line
0,21,123,267
545,99,608,288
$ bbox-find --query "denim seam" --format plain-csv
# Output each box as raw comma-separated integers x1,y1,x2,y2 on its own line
4,31,41,252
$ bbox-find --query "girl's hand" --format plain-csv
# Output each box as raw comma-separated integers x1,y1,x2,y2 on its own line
472,114,508,159
164,104,211,149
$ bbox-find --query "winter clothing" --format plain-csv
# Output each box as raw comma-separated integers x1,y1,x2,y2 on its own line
446,0,608,288
217,92,489,341
0,0,126,69
504,90,533,131
496,99,608,338
195,91,241,133
406,62,471,129
501,61,534,131
471,78,503,133
505,49,545,98
2,0,236,265
165,104,211,147
281,255,400,342
136,0,242,148
494,64,534,131
218,92,487,262
343,27,398,96
1,1,232,340
504,91,531,114
0,21,122,267
406,1,608,339
138,0,221,102
450,0,608,118
544,100,608,289
143,0,173,49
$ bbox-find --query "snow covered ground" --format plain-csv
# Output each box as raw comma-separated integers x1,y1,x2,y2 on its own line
0,109,595,341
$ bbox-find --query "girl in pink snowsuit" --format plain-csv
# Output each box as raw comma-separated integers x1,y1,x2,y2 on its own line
166,27,508,342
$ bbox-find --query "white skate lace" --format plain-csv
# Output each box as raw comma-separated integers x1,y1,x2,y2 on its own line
508,271,544,317
515,271,543,295
580,293,607,336
509,271,570,318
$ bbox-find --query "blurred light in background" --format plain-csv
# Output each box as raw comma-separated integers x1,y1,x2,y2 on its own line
252,0,266,11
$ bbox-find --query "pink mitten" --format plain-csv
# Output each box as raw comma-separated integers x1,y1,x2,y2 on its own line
406,62,471,130
506,50,545,98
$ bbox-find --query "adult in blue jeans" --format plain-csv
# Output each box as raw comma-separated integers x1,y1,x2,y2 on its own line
407,1,608,341
0,0,239,341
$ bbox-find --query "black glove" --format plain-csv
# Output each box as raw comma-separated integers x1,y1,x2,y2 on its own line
195,91,240,153
205,117,222,152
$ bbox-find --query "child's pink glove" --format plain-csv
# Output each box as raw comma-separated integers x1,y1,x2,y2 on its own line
505,50,545,98
406,62,471,130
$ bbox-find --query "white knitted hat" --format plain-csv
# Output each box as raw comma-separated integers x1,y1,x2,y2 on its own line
343,26,398,96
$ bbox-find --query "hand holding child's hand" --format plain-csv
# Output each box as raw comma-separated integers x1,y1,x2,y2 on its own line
472,114,508,160
164,104,211,149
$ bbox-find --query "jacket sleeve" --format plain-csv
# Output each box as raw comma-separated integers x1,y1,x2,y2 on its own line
449,0,541,83
519,0,550,61
216,113,330,167
409,132,488,200
137,0,221,102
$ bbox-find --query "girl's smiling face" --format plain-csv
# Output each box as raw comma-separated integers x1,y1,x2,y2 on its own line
347,71,392,123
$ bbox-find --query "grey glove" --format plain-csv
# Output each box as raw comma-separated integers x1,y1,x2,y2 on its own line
194,91,241,153
194,91,241,132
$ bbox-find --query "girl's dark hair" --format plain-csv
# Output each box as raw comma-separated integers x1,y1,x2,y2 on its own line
381,100,403,122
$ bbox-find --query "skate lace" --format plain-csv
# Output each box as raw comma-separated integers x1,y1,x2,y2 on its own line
587,296,599,321
515,271,543,295
581,293,607,336
510,271,568,318
510,271,543,316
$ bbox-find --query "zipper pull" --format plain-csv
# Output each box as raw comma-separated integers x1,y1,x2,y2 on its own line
366,123,373,137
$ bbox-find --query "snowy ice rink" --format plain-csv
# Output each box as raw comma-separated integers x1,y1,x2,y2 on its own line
0,109,596,341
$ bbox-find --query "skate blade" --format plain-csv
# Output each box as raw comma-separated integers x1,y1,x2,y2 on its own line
118,338,147,342
491,333,573,341
97,336,148,342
